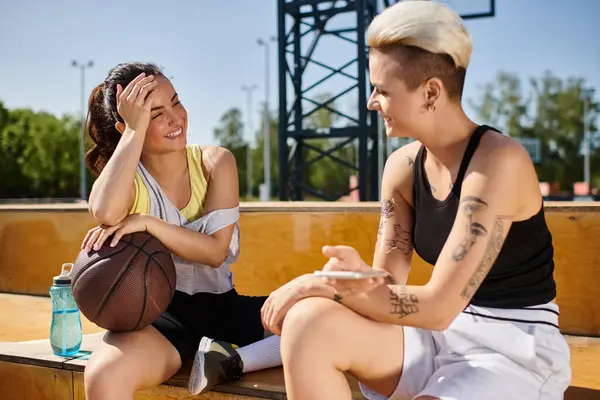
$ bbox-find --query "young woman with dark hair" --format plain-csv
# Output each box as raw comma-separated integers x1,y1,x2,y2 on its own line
81,62,281,400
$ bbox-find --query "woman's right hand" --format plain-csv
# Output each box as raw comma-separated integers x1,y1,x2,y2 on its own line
261,273,337,336
116,73,158,133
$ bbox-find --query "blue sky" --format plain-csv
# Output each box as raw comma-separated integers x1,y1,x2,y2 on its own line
0,0,598,147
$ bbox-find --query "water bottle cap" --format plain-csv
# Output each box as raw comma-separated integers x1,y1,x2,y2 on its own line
53,263,74,285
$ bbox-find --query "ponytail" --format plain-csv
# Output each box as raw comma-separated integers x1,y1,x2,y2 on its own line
84,62,164,176
84,82,121,177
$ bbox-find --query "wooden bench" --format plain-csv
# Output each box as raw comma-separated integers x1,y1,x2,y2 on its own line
0,331,365,400
2,202,600,398
1,330,600,400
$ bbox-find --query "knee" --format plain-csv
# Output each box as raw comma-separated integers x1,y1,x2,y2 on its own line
84,352,134,400
282,297,344,344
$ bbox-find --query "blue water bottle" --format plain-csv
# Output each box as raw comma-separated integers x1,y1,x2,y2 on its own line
49,263,82,357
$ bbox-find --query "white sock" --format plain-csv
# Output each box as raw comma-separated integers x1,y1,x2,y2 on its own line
236,335,282,373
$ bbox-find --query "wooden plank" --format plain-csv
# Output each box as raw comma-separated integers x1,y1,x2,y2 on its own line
167,360,365,399
1,332,599,399
72,371,268,400
167,365,286,400
0,360,73,400
0,338,79,369
0,331,104,370
565,386,600,400
3,202,600,335
566,335,600,391
548,212,600,335
230,210,600,336
0,293,104,342
0,210,97,296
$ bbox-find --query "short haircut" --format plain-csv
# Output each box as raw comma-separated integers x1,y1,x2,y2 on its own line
367,0,472,100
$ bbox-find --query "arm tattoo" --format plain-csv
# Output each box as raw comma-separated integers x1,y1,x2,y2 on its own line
406,156,414,166
378,197,394,239
460,215,513,300
452,196,489,261
389,286,419,319
381,198,395,219
333,293,343,303
383,224,413,256
378,197,413,255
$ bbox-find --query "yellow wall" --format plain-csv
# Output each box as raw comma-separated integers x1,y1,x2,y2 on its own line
1,202,599,335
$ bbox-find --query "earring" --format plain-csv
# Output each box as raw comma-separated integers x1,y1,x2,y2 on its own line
427,102,436,112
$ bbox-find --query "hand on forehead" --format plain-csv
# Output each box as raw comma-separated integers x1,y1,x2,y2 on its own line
148,76,176,108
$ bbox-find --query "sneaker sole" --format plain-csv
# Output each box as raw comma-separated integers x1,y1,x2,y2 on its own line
188,336,212,395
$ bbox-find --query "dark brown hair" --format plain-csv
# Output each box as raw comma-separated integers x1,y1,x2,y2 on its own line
385,44,467,101
85,62,163,176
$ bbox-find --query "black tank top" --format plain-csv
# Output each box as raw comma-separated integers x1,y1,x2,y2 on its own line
411,125,556,308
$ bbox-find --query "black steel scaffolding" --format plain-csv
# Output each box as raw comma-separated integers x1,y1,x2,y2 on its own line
276,0,495,201
277,0,379,201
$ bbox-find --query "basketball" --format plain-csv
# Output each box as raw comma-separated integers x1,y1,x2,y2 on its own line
71,231,176,332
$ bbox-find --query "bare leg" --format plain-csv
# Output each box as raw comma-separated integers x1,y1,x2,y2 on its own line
281,297,405,400
85,325,181,400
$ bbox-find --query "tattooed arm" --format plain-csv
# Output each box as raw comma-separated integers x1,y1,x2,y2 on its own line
371,145,419,285
330,141,530,330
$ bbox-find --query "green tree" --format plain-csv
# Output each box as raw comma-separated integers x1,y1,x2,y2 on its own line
0,106,82,199
470,71,599,191
212,107,250,198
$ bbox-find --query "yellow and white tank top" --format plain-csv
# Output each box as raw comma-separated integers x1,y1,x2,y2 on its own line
130,145,208,222
129,144,239,295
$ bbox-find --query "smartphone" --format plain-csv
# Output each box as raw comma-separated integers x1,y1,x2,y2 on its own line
313,270,389,280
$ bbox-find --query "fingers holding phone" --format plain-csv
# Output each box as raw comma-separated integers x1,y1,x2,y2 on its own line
314,270,387,298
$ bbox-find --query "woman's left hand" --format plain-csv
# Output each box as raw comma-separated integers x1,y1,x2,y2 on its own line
82,213,151,252
261,273,336,336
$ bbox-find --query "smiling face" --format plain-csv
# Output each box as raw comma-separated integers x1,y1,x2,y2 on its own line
144,76,188,153
367,49,433,138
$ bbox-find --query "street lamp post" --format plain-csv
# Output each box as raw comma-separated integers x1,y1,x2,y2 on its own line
257,36,276,201
583,96,590,194
72,60,94,201
241,84,258,199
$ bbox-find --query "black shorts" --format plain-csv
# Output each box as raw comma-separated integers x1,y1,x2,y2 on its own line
152,288,267,363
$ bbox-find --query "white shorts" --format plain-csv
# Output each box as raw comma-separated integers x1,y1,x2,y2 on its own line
360,302,571,400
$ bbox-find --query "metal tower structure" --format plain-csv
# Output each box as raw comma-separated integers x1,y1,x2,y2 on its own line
277,0,379,201
276,0,496,201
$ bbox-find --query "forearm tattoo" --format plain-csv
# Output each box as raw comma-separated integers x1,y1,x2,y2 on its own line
378,197,413,256
452,196,489,261
389,286,419,319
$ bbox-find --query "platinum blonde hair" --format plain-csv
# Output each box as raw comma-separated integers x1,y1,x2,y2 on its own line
367,0,473,69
